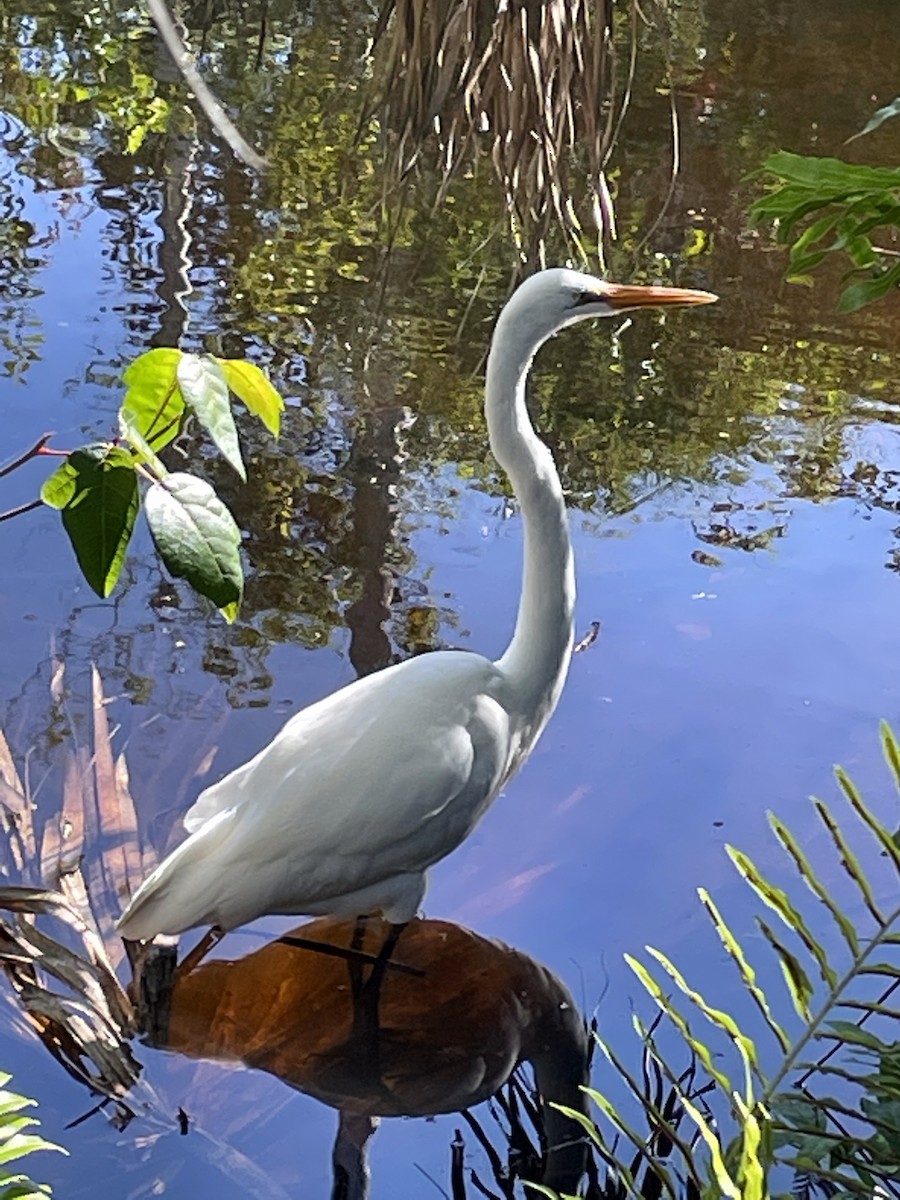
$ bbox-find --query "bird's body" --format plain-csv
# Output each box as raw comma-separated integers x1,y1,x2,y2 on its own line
118,269,715,941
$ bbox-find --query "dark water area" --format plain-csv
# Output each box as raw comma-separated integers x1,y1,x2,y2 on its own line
1,0,900,1195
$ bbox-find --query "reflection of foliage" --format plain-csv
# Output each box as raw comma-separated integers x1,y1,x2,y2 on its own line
0,2,170,171
370,0,624,264
577,725,900,1198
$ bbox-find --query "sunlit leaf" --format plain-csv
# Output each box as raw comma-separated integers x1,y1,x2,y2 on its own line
756,917,814,1022
42,446,139,598
625,954,733,1095
835,761,900,872
813,797,883,920
881,721,900,794
759,151,900,194
727,845,836,989
216,358,284,437
144,472,243,614
644,945,760,1088
697,888,790,1055
121,347,185,452
177,354,246,481
118,411,168,477
768,812,859,955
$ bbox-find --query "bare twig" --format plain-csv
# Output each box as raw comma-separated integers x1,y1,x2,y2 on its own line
146,0,268,173
0,500,42,523
573,621,601,654
0,433,54,478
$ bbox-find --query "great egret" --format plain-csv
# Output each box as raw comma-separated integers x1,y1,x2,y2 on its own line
117,269,715,941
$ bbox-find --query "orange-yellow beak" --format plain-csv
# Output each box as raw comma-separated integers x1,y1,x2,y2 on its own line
602,283,718,309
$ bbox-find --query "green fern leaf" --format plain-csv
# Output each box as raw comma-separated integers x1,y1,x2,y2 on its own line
644,946,760,1095
835,763,900,873
698,889,791,1054
756,917,815,1022
625,955,734,1095
768,812,859,955
814,797,884,923
729,845,837,990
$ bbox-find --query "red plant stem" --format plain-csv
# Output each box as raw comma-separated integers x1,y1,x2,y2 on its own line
0,433,54,478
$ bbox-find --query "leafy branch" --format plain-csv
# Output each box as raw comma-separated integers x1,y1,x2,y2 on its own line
562,722,900,1199
751,98,900,312
0,1070,66,1197
1,349,284,622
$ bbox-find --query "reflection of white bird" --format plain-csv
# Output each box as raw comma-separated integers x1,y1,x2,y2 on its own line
118,270,715,941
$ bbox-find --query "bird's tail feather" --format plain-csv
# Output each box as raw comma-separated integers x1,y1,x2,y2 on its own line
116,809,234,940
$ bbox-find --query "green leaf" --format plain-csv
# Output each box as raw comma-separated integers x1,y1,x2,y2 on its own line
768,812,859,955
814,795,884,920
838,263,900,313
835,761,900,873
177,354,246,480
216,358,284,437
848,97,900,143
759,151,900,194
756,917,814,1022
39,442,107,509
144,472,243,613
880,721,900,794
121,347,185,452
824,1021,886,1051
118,411,168,477
625,953,734,1095
697,888,791,1055
727,845,837,989
644,944,760,1089
43,445,139,597
0,1132,65,1166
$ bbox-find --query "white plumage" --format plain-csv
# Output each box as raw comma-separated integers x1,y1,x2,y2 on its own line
117,269,715,941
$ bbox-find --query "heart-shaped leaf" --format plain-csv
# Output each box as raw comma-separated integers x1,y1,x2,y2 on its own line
144,472,243,616
121,348,185,453
216,358,284,437
177,354,246,480
42,445,139,597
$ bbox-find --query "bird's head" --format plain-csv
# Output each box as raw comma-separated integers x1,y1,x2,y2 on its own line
500,267,717,346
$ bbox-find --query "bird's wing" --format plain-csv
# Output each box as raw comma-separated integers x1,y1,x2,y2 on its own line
184,652,513,895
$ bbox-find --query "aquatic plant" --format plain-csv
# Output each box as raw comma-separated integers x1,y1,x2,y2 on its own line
528,723,900,1198
0,1071,65,1198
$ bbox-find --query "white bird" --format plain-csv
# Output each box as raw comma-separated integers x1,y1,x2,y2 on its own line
117,269,715,941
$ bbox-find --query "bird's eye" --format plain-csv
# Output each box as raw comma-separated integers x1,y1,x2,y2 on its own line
571,290,603,309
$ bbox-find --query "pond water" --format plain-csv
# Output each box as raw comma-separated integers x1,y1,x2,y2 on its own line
1,1,900,1196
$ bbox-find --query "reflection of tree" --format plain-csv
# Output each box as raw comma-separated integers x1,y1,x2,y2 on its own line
4,0,900,713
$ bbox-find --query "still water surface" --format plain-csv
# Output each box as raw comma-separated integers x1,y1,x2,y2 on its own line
2,0,900,1194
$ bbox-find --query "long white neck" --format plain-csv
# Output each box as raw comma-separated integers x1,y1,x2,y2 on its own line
488,308,575,742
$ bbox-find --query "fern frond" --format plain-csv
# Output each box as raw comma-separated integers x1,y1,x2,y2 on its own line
813,797,884,923
768,812,859,956
0,1072,65,1196
585,725,900,1200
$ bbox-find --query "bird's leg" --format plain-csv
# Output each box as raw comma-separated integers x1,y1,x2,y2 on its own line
331,1110,378,1200
176,925,224,977
356,921,409,1025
